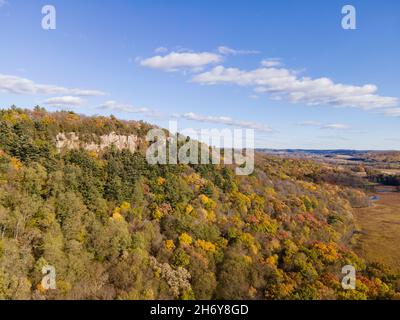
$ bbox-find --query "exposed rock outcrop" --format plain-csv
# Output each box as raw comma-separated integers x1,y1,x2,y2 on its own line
56,132,138,153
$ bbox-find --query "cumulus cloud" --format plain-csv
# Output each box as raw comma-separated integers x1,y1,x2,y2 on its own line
217,46,260,56
140,51,222,72
0,74,106,96
191,65,398,110
99,100,161,118
43,96,84,107
179,112,273,133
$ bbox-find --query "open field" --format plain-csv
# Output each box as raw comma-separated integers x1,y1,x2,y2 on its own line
353,186,400,272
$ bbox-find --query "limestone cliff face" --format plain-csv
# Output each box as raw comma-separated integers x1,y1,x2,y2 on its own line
56,132,138,153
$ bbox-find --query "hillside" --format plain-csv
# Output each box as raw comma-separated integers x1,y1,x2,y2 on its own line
0,107,399,300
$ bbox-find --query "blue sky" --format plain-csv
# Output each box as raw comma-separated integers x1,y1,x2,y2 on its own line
0,0,399,149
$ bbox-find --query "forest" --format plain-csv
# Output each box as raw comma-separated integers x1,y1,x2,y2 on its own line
0,106,399,300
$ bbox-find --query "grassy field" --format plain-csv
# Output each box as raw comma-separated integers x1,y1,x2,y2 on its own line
352,187,400,272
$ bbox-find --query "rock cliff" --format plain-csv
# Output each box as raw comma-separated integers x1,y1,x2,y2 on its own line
56,132,138,153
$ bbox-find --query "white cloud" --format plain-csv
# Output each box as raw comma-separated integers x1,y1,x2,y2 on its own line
217,46,260,56
0,0,7,8
383,108,400,117
44,96,84,107
0,74,106,96
317,135,350,141
385,137,400,142
154,47,168,53
191,65,398,110
261,58,282,68
321,123,350,130
298,121,349,130
298,121,322,127
180,112,273,133
99,100,161,118
140,51,222,72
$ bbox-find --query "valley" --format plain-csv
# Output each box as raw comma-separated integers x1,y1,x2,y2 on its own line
353,186,400,272
261,149,400,273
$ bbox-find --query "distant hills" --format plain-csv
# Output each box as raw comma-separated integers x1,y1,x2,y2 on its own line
258,149,400,163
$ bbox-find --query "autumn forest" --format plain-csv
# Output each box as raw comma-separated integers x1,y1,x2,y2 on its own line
0,107,398,300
